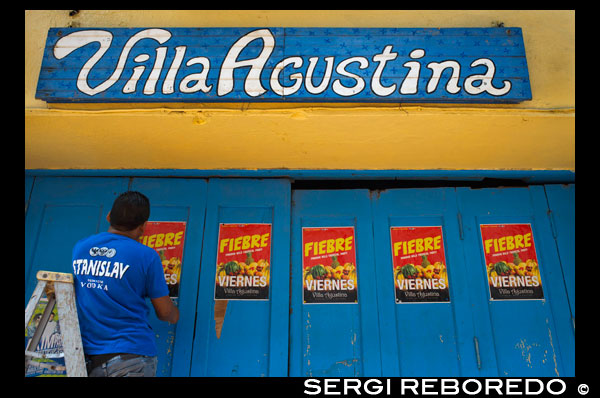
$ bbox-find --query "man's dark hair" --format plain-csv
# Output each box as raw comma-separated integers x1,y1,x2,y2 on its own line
109,191,150,231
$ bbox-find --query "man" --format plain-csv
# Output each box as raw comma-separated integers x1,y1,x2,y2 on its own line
72,191,179,377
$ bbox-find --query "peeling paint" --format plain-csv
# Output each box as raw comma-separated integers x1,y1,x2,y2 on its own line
514,338,539,368
304,311,312,375
165,331,176,355
335,358,360,368
546,319,560,376
511,319,560,376
214,300,228,339
315,358,361,376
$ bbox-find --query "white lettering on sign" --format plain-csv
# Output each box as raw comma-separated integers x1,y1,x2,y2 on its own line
53,29,173,96
51,28,514,99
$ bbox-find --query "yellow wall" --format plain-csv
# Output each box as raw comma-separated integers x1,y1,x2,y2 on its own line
25,10,575,172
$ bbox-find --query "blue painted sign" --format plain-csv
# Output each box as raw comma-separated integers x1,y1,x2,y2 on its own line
36,27,531,103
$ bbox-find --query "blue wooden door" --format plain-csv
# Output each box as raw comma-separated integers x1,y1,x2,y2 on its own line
129,177,207,376
190,178,291,376
289,189,381,377
25,177,129,303
371,188,477,376
25,176,207,377
544,184,575,323
456,186,575,376
300,186,575,377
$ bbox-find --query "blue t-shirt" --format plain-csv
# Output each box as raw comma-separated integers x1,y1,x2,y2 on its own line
72,232,169,356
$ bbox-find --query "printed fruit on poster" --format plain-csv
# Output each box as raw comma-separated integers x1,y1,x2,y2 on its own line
303,255,356,285
487,252,540,282
216,252,270,285
394,254,447,287
159,250,181,285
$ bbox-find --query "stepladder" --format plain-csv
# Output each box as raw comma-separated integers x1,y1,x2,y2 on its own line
25,271,87,377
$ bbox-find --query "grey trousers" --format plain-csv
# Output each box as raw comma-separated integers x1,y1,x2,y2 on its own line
87,354,157,377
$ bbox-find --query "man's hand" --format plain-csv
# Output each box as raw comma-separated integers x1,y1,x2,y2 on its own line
151,295,179,324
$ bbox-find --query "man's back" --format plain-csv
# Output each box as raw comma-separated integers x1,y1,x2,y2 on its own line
72,231,168,356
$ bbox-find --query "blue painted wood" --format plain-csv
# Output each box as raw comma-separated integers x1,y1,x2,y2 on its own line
129,177,207,377
24,177,209,377
543,184,575,320
456,187,575,376
24,177,129,304
25,175,35,214
289,189,381,376
190,178,290,376
36,27,531,103
528,186,575,376
25,176,575,378
371,188,478,376
24,169,577,184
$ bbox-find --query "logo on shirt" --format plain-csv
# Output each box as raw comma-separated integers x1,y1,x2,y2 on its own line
89,247,116,258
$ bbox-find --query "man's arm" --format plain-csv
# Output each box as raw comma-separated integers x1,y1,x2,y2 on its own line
151,296,179,324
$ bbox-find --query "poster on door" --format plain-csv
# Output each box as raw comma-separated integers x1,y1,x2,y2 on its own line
215,223,271,300
302,227,358,304
139,221,186,298
390,226,450,303
25,298,66,377
480,223,544,300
